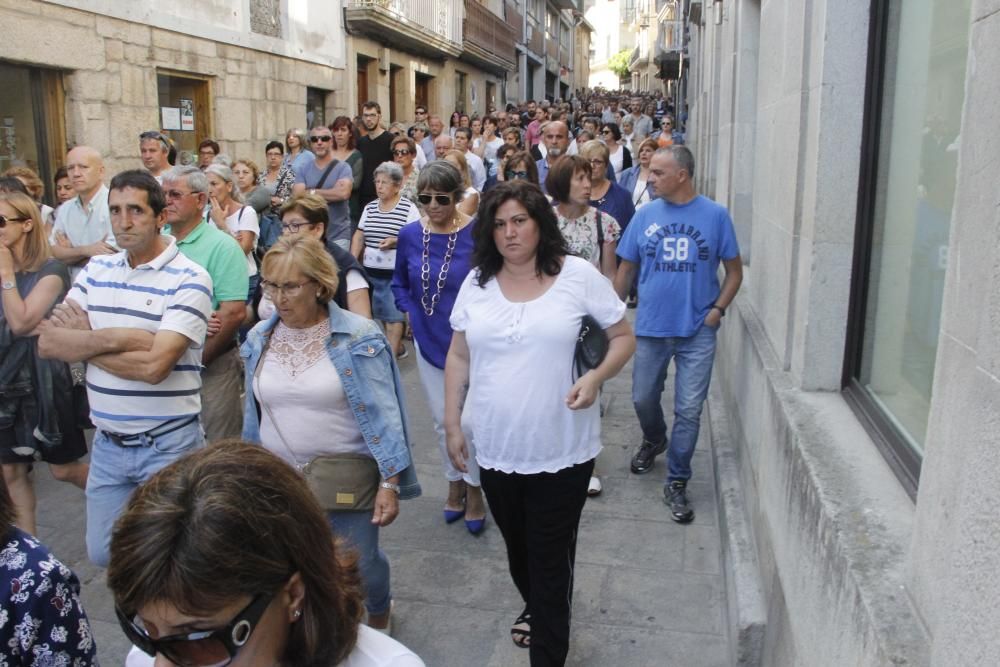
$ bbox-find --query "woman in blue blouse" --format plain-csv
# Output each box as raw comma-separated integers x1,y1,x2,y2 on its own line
580,140,636,233
392,161,487,535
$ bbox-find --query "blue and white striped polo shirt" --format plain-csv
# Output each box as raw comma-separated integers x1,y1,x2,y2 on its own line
66,238,213,434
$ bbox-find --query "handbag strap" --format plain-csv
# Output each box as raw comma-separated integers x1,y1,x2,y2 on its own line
312,159,340,190
595,209,604,265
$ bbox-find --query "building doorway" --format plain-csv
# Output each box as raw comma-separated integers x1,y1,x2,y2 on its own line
415,73,431,112
357,56,371,116
156,71,212,167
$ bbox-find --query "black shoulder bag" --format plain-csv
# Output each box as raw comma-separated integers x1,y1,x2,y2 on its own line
573,210,609,380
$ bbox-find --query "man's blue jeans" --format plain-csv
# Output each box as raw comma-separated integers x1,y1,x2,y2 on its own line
631,326,717,484
86,420,204,566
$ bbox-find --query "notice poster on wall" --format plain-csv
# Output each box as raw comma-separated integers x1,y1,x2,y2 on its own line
161,107,181,131
179,99,195,131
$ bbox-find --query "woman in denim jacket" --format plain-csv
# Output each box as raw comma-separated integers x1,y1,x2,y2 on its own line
241,235,419,633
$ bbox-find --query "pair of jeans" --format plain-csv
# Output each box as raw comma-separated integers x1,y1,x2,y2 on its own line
327,511,391,616
413,343,480,486
480,459,594,667
631,326,718,484
86,419,205,566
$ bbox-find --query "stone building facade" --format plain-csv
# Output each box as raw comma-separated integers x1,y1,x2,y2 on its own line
684,0,999,664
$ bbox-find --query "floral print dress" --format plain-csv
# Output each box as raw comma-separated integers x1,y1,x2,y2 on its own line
555,206,622,269
0,528,97,666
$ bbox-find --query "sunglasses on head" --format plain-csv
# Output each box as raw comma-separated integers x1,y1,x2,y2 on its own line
309,135,332,143
0,214,29,228
116,592,273,667
417,193,453,206
139,131,172,151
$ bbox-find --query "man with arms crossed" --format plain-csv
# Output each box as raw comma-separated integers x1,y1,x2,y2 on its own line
614,146,742,523
38,170,212,565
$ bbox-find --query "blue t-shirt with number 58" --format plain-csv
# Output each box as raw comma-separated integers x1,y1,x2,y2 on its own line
616,195,740,338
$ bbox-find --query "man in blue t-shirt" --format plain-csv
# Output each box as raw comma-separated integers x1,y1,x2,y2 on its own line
614,146,743,524
292,126,354,250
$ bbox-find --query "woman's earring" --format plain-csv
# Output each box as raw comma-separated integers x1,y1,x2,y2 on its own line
293,609,302,619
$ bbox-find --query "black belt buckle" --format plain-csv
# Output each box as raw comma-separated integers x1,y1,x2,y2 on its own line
104,431,144,447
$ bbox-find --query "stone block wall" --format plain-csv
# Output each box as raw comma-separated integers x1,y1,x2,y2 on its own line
1,0,345,176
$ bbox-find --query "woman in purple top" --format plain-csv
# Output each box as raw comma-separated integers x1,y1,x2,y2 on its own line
392,162,486,535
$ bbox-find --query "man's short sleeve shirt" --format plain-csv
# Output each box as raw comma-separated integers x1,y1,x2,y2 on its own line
164,221,249,310
51,185,115,279
616,195,739,338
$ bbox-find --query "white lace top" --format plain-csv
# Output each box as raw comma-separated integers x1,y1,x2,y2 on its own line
252,320,368,467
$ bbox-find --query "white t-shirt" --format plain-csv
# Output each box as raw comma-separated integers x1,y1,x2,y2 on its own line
226,205,260,276
450,256,626,474
126,625,424,667
608,144,625,176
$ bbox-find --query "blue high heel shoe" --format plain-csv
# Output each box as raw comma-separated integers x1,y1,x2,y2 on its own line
443,507,466,524
465,515,487,535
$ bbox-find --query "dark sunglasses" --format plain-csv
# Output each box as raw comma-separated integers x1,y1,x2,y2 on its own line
0,215,29,228
505,170,530,180
309,135,332,143
116,593,273,667
417,193,453,206
392,149,411,156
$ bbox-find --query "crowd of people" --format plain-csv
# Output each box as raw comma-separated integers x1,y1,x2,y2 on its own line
0,88,741,667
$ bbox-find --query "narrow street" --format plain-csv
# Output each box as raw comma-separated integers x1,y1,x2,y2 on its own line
35,315,731,666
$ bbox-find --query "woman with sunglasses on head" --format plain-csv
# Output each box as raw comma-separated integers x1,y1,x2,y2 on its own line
284,128,315,179
0,192,89,538
599,123,631,178
443,180,634,664
350,163,421,359
113,440,424,667
391,162,487,536
0,468,97,665
391,136,420,205
330,117,365,234
239,236,418,637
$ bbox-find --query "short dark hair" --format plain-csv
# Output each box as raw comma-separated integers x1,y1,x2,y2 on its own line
544,155,591,204
198,139,220,155
473,181,569,286
361,101,381,114
109,169,167,215
454,127,472,141
53,165,69,186
329,116,357,150
600,122,622,141
503,150,540,185
280,193,329,237
415,105,427,114
265,140,284,154
0,177,28,195
416,161,464,196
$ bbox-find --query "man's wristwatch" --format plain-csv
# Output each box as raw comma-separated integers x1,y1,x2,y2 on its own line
379,481,400,495
711,304,726,317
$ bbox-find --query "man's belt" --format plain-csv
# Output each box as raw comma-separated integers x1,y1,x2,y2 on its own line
102,414,200,447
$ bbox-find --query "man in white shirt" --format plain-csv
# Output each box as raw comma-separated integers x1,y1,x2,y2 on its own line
453,128,486,191
38,169,213,567
50,145,116,279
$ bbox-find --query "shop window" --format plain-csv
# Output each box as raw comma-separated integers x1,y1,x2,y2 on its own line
845,0,972,496
307,87,328,129
0,62,66,205
156,71,212,167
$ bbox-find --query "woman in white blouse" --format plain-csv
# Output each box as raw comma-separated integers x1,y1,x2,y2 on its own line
443,180,635,665
206,163,260,296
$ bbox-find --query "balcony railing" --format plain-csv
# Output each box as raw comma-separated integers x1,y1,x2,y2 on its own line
656,19,684,54
527,20,544,54
345,0,463,57
504,0,523,40
546,34,559,60
462,0,518,72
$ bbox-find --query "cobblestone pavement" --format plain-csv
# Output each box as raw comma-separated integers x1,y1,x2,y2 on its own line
35,325,729,666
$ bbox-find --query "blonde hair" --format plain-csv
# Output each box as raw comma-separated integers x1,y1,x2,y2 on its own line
0,192,52,272
579,139,610,164
2,167,44,201
233,158,260,183
443,150,472,189
261,235,339,303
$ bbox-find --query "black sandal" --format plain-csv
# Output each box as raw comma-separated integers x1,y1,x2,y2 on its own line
510,609,531,649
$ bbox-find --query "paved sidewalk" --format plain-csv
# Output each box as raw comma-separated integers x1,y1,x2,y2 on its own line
34,337,729,666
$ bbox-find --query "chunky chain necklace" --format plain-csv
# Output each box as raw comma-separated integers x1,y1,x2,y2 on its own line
421,216,461,316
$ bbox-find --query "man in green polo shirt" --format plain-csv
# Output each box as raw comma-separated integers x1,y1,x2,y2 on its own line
162,165,248,442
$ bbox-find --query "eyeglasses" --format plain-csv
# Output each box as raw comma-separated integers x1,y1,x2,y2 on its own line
165,190,198,201
116,593,273,667
0,215,28,228
417,193,453,206
261,278,315,297
588,160,606,167
266,151,283,158
392,149,411,157
309,136,332,143
505,170,530,180
139,131,172,151
601,130,613,135
280,221,317,234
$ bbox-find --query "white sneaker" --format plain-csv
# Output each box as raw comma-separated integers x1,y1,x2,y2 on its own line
587,476,603,497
